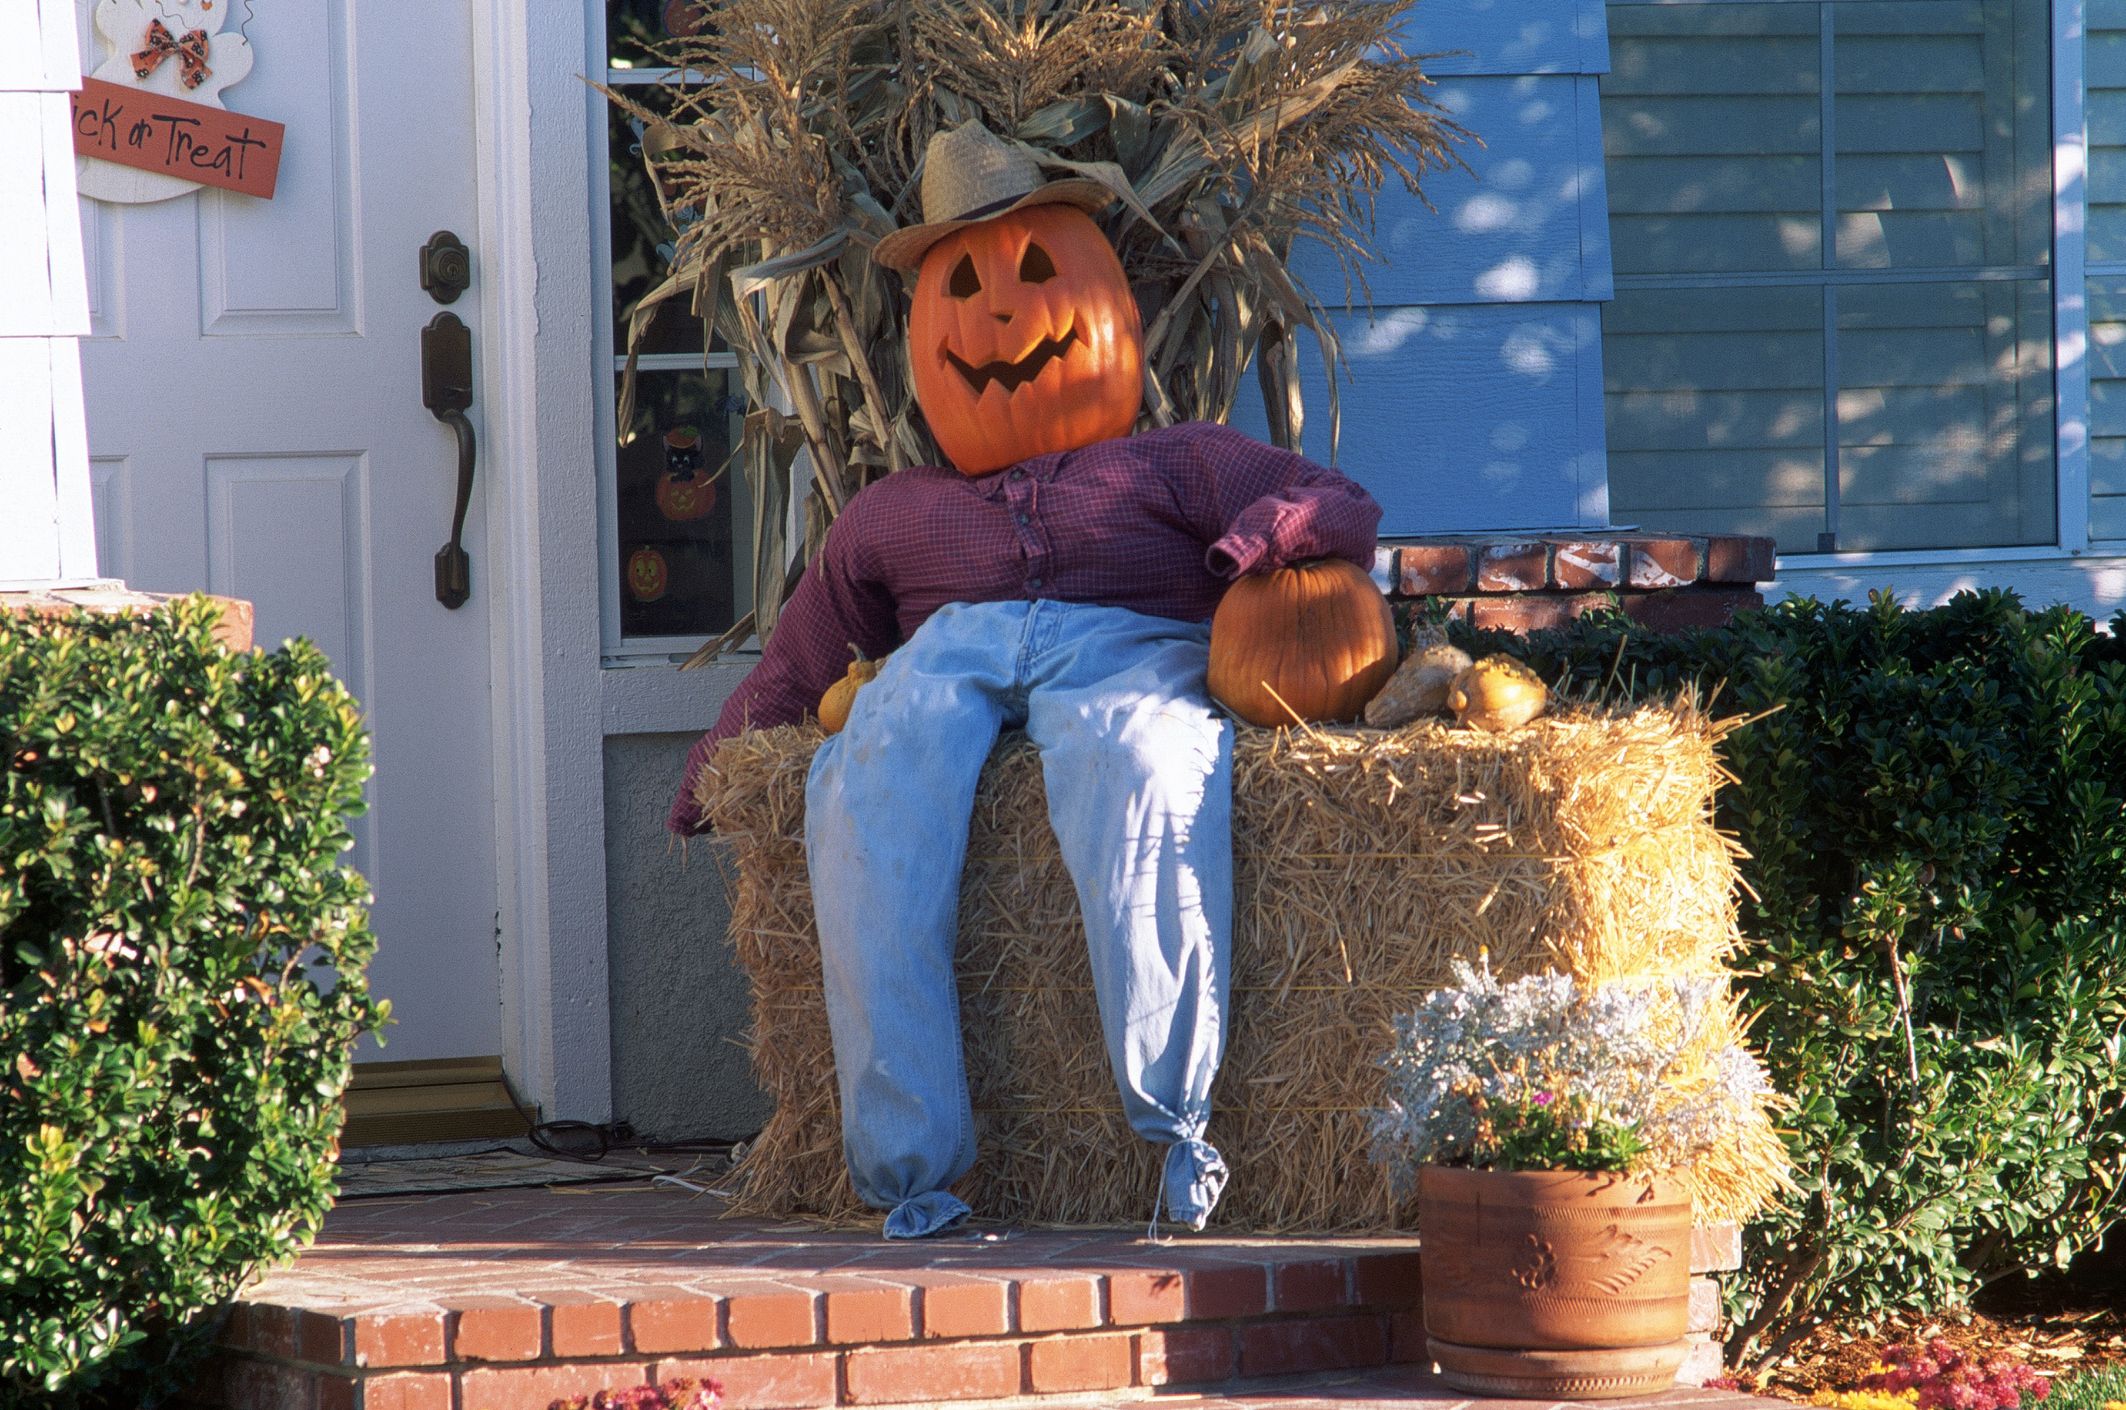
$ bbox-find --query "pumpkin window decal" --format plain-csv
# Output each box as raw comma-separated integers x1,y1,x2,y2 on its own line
908,204,1143,476
626,545,670,602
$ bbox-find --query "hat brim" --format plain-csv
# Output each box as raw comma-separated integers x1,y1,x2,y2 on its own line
872,178,1117,272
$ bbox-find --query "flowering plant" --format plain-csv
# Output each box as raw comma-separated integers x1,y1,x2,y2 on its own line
1855,1341,2050,1410
548,1379,722,1410
1368,957,1778,1185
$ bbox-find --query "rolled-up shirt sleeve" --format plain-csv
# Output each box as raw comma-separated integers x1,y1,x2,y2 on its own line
666,510,899,836
1178,423,1382,578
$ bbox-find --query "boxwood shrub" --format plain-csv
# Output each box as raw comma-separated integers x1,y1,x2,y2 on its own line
0,597,382,1408
1458,590,2126,1374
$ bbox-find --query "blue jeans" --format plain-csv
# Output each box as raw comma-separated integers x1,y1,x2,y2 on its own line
806,600,1233,1238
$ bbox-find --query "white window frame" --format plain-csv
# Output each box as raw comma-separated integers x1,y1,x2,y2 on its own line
1604,0,2100,568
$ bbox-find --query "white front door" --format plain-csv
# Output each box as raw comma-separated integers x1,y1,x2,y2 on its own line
77,0,500,1064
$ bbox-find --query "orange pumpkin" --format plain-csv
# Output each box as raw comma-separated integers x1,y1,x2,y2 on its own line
908,204,1143,476
1207,558,1398,726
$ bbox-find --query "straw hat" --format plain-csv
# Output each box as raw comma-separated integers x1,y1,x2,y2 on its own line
873,120,1115,272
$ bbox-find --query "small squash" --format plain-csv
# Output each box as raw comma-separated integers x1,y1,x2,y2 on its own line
1208,558,1399,726
1364,638,1474,728
819,646,883,734
1447,655,1549,732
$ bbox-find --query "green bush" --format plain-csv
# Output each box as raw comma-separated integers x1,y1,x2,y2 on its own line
0,597,384,1408
1462,591,2126,1374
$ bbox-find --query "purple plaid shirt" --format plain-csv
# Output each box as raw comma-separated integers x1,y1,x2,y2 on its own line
668,421,1382,834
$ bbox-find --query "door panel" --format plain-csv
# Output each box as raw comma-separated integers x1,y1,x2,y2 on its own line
79,0,499,1063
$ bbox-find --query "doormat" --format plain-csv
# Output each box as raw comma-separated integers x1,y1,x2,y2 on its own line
333,1147,673,1200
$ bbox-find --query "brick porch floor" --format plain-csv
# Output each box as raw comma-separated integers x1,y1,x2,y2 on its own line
186,1181,1745,1410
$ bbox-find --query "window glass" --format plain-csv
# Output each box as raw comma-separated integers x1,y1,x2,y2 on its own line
1602,0,2054,554
602,9,749,645
2086,3,2126,540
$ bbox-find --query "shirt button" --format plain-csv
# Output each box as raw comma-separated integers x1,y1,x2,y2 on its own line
1028,577,1044,590
1016,512,1031,526
1009,468,1025,481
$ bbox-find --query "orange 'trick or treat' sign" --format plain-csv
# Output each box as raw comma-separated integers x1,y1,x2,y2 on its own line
72,77,284,199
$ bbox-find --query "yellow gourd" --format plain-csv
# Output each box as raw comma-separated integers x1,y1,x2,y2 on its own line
819,647,883,734
1447,655,1549,733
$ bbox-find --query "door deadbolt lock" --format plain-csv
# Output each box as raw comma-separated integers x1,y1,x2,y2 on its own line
420,230,471,304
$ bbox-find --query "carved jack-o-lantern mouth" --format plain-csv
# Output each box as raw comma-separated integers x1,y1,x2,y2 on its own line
942,324,1080,396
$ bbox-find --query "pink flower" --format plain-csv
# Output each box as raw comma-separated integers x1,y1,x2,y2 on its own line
1533,1091,1555,1106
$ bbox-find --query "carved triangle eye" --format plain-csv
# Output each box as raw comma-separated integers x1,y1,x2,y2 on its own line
1019,242,1057,283
948,254,982,298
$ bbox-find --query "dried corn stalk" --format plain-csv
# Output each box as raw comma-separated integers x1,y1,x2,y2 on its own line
603,0,1469,656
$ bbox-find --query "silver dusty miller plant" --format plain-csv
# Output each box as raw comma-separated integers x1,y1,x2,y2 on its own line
1368,956,1779,1190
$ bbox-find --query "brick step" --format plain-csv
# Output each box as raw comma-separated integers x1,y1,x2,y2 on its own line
184,1185,1737,1410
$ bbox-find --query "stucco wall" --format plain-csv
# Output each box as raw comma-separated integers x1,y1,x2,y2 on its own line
603,732,770,1141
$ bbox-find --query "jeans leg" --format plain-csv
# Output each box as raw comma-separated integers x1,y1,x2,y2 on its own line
1024,609,1234,1229
806,603,1018,1238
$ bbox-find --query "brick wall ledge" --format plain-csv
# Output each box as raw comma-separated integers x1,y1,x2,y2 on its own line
1382,532,1777,635
0,585,255,653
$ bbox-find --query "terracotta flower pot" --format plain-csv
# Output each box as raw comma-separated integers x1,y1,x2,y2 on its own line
1418,1165,1692,1399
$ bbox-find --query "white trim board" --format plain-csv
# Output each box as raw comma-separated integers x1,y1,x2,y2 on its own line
474,0,612,1124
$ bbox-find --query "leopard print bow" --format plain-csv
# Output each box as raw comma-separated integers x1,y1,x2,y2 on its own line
132,20,212,91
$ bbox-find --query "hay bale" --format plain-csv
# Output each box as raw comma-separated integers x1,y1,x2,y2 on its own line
700,701,1784,1232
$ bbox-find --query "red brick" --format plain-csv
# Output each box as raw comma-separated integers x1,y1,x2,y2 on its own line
248,1304,300,1359
1136,1326,1234,1387
628,1293,722,1354
1551,539,1622,589
360,1371,453,1410
1184,1263,1268,1320
298,1311,349,1366
1238,1314,1389,1378
1705,535,1776,584
724,1286,818,1349
1621,587,1758,633
349,1311,446,1369
1397,544,1475,596
1106,1268,1185,1326
1690,1276,1724,1335
1026,1332,1134,1394
449,1299,542,1362
1273,1259,1349,1313
917,1276,1012,1338
1476,541,1550,593
1626,537,1704,589
1015,1274,1101,1332
1469,592,1611,634
542,1293,625,1357
657,1353,837,1410
1692,1222,1743,1273
822,1280,913,1345
458,1361,648,1410
216,1357,321,1410
1389,1309,1429,1364
842,1342,1021,1403
1352,1250,1424,1309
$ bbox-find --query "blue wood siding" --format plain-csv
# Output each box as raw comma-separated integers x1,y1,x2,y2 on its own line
1232,0,1613,535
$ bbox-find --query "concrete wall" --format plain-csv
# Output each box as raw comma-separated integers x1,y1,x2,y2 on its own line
603,732,770,1141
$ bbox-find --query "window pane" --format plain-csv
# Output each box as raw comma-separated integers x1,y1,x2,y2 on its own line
1604,5,1823,276
2087,279,2126,541
609,103,709,357
1605,286,1829,554
1602,0,2055,553
1834,280,2054,549
1832,2,2050,271
609,0,706,69
615,370,751,639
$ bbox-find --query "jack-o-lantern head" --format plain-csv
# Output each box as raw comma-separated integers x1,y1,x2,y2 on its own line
907,205,1142,475
877,121,1143,476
